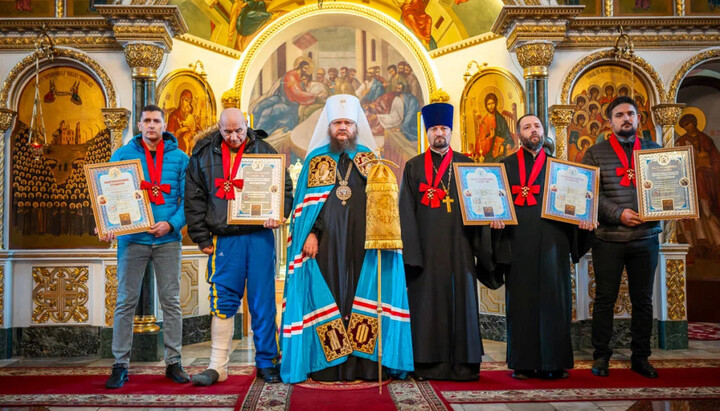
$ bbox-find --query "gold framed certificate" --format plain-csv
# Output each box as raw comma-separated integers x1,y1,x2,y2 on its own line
541,158,599,226
227,154,286,225
453,163,518,225
85,159,155,237
634,146,699,221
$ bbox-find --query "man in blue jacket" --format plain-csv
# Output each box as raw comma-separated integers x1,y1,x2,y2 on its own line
100,104,191,388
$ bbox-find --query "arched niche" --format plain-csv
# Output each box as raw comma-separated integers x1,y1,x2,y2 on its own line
667,48,720,102
233,2,438,109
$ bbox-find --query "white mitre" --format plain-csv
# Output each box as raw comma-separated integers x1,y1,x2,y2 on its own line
306,94,377,156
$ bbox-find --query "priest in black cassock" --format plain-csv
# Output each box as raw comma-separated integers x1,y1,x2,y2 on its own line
399,102,509,381
494,114,595,380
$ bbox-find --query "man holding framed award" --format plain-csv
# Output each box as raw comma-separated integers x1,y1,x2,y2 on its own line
493,114,595,380
99,105,191,389
581,96,662,379
185,108,293,386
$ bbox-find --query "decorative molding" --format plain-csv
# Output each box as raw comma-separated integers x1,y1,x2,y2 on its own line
491,6,585,39
676,0,685,16
428,33,503,58
560,49,666,105
95,4,188,39
666,259,686,321
1,47,117,109
234,2,437,102
0,18,119,51
113,25,172,51
515,42,555,78
549,105,574,160
667,49,720,102
177,34,242,59
507,23,567,51
102,108,131,152
55,0,63,18
180,260,199,316
603,0,613,16
105,265,118,327
32,266,89,324
123,43,164,78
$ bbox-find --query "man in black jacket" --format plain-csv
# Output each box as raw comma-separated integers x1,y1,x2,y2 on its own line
582,96,661,379
185,108,293,385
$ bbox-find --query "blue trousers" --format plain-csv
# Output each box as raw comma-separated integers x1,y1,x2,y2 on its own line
207,230,278,368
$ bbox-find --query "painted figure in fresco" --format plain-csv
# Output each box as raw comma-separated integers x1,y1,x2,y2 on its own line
251,58,317,136
385,65,402,93
399,0,434,49
228,0,273,50
167,89,200,154
474,93,513,162
374,83,420,141
361,68,385,105
599,85,616,106
348,68,361,92
327,68,339,94
15,0,31,12
634,0,651,10
400,61,423,104
676,113,720,260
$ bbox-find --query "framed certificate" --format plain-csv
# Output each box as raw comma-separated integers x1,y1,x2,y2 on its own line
453,163,518,225
227,154,286,225
85,159,155,237
634,146,699,221
541,158,599,225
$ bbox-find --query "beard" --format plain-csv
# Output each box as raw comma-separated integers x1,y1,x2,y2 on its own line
521,133,544,152
431,135,449,150
329,130,358,153
615,124,637,140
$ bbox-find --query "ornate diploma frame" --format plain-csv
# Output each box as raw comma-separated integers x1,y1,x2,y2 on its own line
541,158,600,226
453,163,518,225
227,154,286,225
634,146,699,221
85,160,155,237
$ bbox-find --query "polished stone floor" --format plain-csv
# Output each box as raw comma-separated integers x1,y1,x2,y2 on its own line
1,337,719,410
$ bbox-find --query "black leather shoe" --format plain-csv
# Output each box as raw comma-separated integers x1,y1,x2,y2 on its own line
631,359,658,378
258,367,280,383
592,358,609,377
166,362,190,383
192,369,220,386
106,364,129,389
538,370,569,379
511,370,535,380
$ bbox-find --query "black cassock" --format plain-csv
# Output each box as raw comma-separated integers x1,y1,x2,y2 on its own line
501,148,591,372
399,150,509,380
309,152,378,381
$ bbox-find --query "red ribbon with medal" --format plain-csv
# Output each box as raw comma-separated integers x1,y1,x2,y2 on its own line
140,139,171,205
511,148,546,206
419,147,453,208
609,134,641,187
215,139,247,200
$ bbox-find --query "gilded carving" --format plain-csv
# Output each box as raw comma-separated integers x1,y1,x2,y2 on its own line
0,265,4,327
123,43,164,78
515,42,555,78
549,105,574,160
32,266,89,324
221,89,241,109
479,285,506,314
0,108,16,132
570,262,577,321
180,260,199,316
604,0,613,16
316,318,352,362
55,0,63,18
234,2,436,100
560,50,666,105
562,33,720,49
178,34,242,59
102,108,131,153
113,25,172,51
668,50,720,102
105,265,118,327
676,0,685,16
347,313,379,355
0,36,118,50
95,4,188,38
428,33,502,59
666,259,686,321
652,103,685,244
0,47,117,109
588,262,632,317
507,25,566,51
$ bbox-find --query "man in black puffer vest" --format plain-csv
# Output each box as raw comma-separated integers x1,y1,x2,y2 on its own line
582,96,661,379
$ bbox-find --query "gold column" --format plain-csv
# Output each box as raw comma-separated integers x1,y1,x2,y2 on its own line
102,108,131,153
603,0,613,16
516,42,556,154
0,108,17,250
652,103,685,244
548,105,575,161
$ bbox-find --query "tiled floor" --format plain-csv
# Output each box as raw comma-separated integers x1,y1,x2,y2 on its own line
2,337,719,410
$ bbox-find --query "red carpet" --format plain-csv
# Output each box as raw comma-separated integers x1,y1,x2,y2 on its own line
0,366,255,407
689,322,720,340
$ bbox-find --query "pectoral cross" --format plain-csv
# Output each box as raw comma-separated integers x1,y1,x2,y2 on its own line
442,195,454,213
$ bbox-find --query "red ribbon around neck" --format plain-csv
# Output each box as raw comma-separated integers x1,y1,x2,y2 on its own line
140,139,171,205
609,134,641,187
511,148,546,206
419,147,453,208
215,140,247,200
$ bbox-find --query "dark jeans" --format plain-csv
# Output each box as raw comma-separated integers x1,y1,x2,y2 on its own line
591,236,659,361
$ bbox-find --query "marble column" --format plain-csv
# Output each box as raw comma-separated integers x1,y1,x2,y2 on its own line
516,42,556,154
0,108,17,251
123,43,164,134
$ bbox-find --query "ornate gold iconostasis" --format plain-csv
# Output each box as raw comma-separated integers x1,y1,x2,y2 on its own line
1,1,720,355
